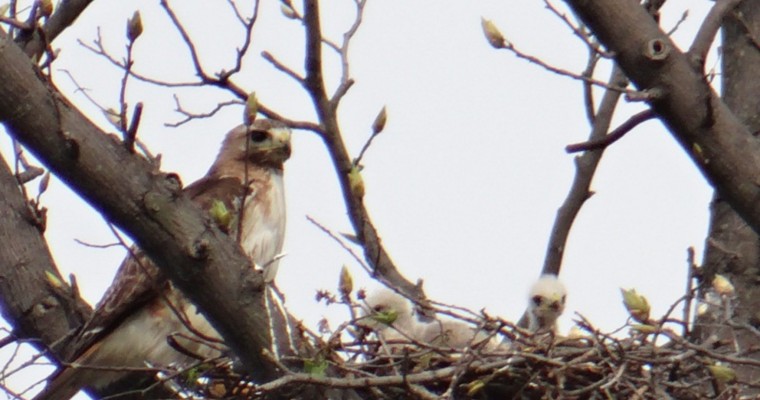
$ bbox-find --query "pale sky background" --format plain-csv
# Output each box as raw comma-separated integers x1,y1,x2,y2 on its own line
0,1,716,398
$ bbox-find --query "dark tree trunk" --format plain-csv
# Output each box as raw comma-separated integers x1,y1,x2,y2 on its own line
694,0,760,392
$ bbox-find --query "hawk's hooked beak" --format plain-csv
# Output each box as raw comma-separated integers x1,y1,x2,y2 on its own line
267,127,292,160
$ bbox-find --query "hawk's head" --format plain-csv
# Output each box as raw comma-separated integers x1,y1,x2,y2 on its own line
359,288,414,332
527,274,567,333
214,119,292,172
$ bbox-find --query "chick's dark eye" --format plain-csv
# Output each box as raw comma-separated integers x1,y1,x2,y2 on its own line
249,130,268,143
532,295,543,306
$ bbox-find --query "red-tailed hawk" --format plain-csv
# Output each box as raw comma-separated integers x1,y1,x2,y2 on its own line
34,119,292,400
416,319,499,351
526,274,567,334
359,288,417,346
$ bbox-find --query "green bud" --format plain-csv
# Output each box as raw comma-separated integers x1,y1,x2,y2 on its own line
338,265,353,297
481,17,506,49
372,106,387,135
707,364,736,383
348,166,365,199
244,91,258,126
621,288,651,323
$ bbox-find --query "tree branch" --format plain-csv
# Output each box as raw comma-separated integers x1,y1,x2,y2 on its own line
300,0,426,305
0,155,91,352
541,66,628,278
565,109,655,153
688,0,743,68
16,0,94,59
564,0,760,237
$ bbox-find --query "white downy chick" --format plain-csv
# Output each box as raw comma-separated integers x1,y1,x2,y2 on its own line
417,319,499,351
526,274,567,334
360,288,417,345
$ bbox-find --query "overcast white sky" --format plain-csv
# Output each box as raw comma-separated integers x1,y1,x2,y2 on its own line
0,1,717,398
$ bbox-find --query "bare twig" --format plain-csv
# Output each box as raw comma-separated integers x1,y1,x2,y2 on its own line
160,0,207,83
688,0,742,69
306,215,371,275
543,0,611,58
331,0,365,106
118,33,136,141
667,10,689,36
261,50,304,83
499,40,637,95
540,66,628,278
683,247,697,339
299,0,426,306
166,96,241,128
125,102,143,152
565,109,655,153
581,51,600,124
224,0,260,77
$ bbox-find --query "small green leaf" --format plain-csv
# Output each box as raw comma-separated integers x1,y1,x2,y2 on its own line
707,364,736,383
631,324,657,334
621,288,651,323
371,309,398,325
466,380,486,396
304,358,328,377
209,200,233,230
45,270,63,289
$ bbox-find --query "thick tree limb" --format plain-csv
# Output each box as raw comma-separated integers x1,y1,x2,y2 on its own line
15,0,94,58
688,0,743,67
0,155,91,351
564,0,760,236
695,1,760,394
0,36,279,382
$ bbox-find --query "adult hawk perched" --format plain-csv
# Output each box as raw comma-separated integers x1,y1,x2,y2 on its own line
34,119,292,400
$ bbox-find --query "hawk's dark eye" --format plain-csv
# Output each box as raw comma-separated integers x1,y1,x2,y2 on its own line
249,130,268,143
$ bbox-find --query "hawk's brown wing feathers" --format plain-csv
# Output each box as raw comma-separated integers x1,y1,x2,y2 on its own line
64,176,247,362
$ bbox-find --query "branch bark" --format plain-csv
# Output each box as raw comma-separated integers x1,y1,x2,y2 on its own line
15,0,94,59
0,36,279,382
564,0,760,237
541,66,628,278
0,155,90,351
695,0,760,393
